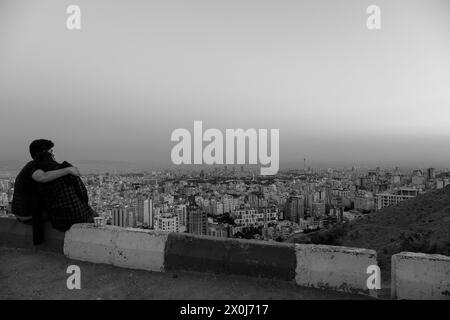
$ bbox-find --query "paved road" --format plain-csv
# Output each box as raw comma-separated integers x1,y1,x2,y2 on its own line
0,247,374,300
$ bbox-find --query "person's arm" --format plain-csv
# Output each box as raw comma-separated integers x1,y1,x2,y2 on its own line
31,167,80,183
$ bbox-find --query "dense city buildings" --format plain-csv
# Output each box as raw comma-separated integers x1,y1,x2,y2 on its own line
375,188,419,210
1,165,450,241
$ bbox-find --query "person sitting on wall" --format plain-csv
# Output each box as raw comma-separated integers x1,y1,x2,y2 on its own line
11,139,89,244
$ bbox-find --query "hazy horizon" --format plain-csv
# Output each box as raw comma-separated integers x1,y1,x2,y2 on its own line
1,0,450,169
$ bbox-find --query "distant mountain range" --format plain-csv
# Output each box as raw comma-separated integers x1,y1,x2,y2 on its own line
288,186,450,275
0,161,24,177
0,160,157,177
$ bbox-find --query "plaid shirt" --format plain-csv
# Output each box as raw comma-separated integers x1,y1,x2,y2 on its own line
38,162,96,231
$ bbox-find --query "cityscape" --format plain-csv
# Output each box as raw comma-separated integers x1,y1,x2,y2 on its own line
2,164,449,242
1,0,450,303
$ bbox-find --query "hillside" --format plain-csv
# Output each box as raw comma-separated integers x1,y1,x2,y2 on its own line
287,186,450,274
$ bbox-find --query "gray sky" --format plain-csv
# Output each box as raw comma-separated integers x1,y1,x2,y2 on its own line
1,0,450,168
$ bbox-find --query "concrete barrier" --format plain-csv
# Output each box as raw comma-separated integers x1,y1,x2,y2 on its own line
164,233,297,280
0,216,65,253
64,224,168,272
64,223,118,264
64,225,377,295
114,227,168,272
295,244,378,297
1,221,379,296
391,252,450,300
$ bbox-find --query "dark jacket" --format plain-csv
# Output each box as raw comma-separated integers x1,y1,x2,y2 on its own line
13,156,55,244
12,160,41,221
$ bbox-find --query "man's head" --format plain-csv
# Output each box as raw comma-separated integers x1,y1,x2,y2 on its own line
29,139,54,160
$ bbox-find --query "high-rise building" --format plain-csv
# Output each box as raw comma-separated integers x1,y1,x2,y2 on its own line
427,168,436,180
143,198,153,228
135,195,145,225
284,195,305,223
127,207,136,228
112,206,127,227
248,192,262,208
187,196,207,235
175,204,187,226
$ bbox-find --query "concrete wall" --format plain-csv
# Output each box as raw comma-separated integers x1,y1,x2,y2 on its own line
164,232,297,280
0,216,64,253
63,223,377,296
64,224,168,272
392,252,450,300
295,244,377,297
